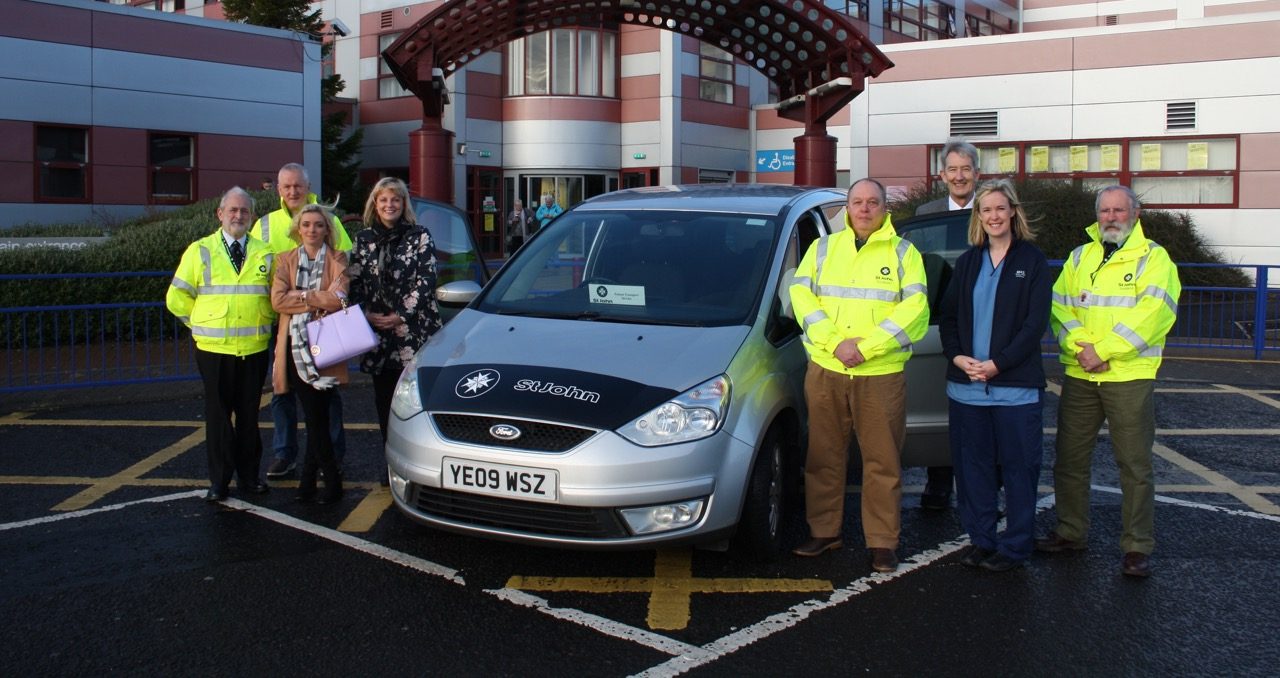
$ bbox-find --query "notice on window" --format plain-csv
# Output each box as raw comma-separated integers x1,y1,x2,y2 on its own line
1187,142,1209,170
1141,144,1162,171
588,284,646,306
1030,146,1049,173
998,147,1017,173
1070,145,1089,172
484,214,495,232
1100,144,1121,171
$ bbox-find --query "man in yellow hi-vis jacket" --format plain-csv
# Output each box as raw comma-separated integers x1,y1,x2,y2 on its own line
789,178,930,572
1037,185,1181,578
167,187,276,502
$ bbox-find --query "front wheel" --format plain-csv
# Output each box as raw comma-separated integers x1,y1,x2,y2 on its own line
732,429,786,560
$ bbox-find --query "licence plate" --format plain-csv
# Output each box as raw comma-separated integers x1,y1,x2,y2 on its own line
442,457,559,503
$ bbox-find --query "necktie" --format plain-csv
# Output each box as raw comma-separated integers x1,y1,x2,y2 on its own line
229,240,244,272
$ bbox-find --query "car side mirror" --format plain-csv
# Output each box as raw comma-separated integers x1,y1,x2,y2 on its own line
436,280,482,306
778,267,796,320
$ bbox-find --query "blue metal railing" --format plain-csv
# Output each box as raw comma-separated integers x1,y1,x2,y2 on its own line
3,265,1277,393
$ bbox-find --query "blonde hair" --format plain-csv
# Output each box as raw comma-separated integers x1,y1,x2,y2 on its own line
288,204,337,249
363,177,416,228
967,179,1034,246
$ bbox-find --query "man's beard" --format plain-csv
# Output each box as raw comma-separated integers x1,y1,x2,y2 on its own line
1100,220,1135,244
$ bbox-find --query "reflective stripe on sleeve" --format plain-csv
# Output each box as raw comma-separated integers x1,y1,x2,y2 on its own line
902,282,926,299
1113,322,1150,353
894,239,910,282
801,309,829,331
879,318,911,350
1141,285,1178,315
1071,245,1085,268
259,214,271,244
1053,292,1077,307
1060,319,1084,332
170,277,196,294
1139,345,1164,358
814,237,830,281
792,276,813,291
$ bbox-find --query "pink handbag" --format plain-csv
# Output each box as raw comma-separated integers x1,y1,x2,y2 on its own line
306,302,378,368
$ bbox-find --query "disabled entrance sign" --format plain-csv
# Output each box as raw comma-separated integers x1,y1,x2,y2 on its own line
755,150,795,173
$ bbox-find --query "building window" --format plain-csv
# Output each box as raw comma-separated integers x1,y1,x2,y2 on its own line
378,33,411,99
507,28,618,98
884,0,954,40
965,7,1016,36
699,43,734,104
930,136,1239,208
826,0,870,22
36,125,89,201
150,132,194,203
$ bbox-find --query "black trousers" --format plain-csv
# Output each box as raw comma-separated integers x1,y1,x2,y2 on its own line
285,350,338,473
195,347,268,491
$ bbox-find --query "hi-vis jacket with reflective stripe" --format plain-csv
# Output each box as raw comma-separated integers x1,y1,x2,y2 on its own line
790,214,929,376
166,229,275,357
250,193,353,255
1051,220,1181,382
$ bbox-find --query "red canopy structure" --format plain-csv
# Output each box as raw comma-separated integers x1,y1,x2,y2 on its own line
383,0,893,199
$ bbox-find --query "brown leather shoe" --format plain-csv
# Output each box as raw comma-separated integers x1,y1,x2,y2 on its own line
1122,552,1152,577
792,536,842,557
1034,531,1087,553
869,548,898,573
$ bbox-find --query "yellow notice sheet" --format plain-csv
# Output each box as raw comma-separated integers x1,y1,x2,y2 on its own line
1101,144,1121,171
484,214,495,232
1187,142,1209,170
1141,144,1162,170
1030,146,1049,172
998,147,1017,173
1070,145,1089,172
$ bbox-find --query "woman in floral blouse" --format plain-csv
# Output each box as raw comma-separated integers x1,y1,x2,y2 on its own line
348,177,443,450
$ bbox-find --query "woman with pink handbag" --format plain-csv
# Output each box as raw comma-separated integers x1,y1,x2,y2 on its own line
270,204,351,504
348,178,443,475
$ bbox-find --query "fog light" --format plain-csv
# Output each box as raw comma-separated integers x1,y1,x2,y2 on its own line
619,499,706,535
388,466,409,502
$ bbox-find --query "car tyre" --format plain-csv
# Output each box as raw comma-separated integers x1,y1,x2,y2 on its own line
732,429,786,560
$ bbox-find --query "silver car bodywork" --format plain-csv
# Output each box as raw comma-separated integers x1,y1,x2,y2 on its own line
387,185,950,552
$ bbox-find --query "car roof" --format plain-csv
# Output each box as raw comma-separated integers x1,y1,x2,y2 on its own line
578,184,845,215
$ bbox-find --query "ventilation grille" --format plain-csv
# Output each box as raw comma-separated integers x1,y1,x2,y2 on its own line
949,111,998,137
1104,15,1118,26
1167,101,1197,130
380,11,393,29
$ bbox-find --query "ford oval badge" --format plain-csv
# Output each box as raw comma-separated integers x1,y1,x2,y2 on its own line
489,424,522,441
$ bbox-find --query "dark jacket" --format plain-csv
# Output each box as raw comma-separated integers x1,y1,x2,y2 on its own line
348,219,443,375
939,238,1052,389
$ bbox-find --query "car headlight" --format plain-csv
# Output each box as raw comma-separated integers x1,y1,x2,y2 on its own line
617,375,730,447
390,366,423,420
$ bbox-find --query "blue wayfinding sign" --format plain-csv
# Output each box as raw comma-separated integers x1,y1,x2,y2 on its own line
755,150,795,173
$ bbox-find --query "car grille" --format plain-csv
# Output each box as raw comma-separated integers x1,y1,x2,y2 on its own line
410,485,629,538
431,413,596,452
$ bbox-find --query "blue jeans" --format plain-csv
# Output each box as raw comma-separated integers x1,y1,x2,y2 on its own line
948,395,1044,561
272,389,346,464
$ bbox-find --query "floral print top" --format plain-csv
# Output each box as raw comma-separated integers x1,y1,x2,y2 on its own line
348,219,443,375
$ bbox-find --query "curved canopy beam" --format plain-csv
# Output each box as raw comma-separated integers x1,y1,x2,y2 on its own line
383,0,892,109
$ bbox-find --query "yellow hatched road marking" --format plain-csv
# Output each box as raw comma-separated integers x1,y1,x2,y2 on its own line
52,428,207,511
1151,441,1280,515
506,549,832,631
337,486,394,533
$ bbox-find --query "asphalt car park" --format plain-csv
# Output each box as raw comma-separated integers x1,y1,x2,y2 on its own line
1,358,1278,676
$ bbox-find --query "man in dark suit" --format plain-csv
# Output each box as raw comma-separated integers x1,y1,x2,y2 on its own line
915,138,980,510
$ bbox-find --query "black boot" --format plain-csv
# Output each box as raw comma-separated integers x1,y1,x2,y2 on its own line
317,462,343,505
296,458,318,503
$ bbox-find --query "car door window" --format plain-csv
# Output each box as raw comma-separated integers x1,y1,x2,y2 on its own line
767,209,824,344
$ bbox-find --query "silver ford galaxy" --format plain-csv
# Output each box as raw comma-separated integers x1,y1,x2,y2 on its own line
385,184,950,556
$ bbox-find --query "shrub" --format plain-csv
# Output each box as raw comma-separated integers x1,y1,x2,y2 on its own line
891,179,1248,288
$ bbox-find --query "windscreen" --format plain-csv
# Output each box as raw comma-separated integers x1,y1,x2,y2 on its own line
413,199,488,285
477,209,780,327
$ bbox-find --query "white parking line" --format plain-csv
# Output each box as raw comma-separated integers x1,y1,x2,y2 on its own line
0,489,202,532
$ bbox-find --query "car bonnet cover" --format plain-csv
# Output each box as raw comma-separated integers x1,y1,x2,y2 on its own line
418,364,679,430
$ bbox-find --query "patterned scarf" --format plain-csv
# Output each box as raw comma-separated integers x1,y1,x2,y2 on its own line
290,245,339,390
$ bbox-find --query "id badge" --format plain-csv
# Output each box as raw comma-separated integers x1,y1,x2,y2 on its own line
1079,289,1091,306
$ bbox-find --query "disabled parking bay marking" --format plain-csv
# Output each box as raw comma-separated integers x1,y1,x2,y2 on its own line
504,549,833,631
